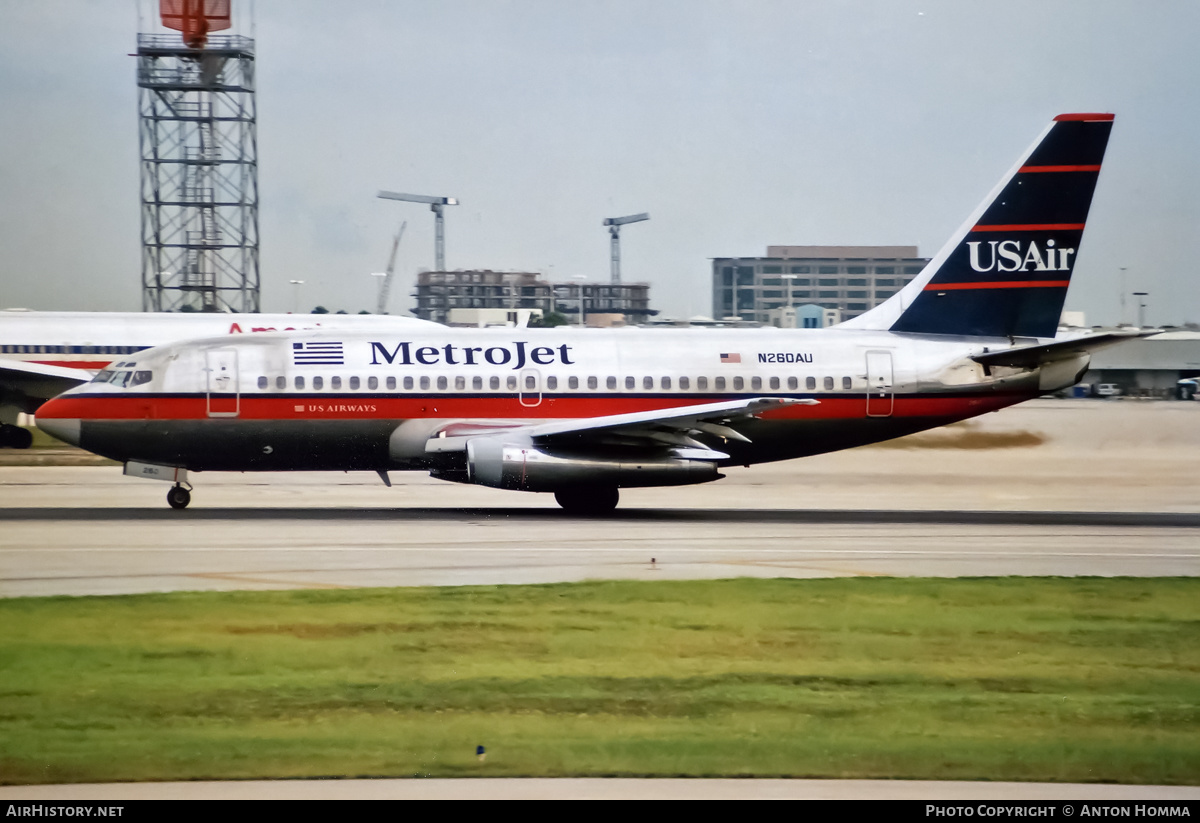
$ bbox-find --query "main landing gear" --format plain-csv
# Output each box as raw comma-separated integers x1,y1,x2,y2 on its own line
554,485,620,515
167,484,192,510
0,424,33,449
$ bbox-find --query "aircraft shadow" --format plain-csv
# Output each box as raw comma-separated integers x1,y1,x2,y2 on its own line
0,508,1196,528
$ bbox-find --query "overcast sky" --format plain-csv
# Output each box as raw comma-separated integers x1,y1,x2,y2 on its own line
1,0,1196,325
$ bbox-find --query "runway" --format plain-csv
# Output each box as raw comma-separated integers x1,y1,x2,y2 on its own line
2,400,1197,597
1,501,1197,597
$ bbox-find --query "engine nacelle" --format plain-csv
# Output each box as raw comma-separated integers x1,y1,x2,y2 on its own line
465,439,721,492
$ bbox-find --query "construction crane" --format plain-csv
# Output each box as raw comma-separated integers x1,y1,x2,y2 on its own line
377,191,458,271
603,212,649,284
375,221,406,315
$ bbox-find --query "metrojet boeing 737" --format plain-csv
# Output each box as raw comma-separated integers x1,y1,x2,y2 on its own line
37,114,1142,512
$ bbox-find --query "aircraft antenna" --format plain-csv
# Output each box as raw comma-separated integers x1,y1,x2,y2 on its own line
602,213,649,284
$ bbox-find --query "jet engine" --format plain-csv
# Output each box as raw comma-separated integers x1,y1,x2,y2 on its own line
465,438,722,492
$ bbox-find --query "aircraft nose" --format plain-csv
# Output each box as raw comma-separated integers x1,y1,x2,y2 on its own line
35,398,81,447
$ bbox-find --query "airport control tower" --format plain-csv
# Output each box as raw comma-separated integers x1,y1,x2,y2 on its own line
137,0,259,312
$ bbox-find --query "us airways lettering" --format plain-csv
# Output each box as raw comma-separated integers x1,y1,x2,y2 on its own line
758,352,814,364
306,404,378,413
967,240,1076,273
369,341,576,370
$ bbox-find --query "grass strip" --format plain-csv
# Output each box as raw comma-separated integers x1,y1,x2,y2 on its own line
0,577,1196,784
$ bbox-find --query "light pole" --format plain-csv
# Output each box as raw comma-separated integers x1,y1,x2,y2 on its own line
572,275,588,327
1119,267,1128,325
782,273,798,328
1133,291,1149,328
370,272,387,314
289,279,305,314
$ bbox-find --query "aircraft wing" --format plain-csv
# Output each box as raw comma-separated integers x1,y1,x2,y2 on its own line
971,330,1153,369
0,359,94,414
426,397,817,456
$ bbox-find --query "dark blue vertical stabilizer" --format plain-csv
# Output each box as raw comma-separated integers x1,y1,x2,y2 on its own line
890,114,1113,338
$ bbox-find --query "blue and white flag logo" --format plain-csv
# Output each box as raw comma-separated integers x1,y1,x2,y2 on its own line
292,341,344,365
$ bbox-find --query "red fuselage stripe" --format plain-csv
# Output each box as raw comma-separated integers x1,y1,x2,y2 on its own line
971,223,1085,232
1017,165,1101,173
924,280,1070,291
38,392,1026,423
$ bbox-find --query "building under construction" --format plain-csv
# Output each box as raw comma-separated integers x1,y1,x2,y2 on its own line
414,271,654,325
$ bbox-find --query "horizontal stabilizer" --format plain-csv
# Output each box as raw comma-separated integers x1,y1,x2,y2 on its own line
971,330,1152,369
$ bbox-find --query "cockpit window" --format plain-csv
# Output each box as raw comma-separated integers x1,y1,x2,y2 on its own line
110,371,132,387
130,370,153,387
91,370,115,383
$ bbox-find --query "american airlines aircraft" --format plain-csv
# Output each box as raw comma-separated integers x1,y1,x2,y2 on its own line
0,310,436,448
36,113,1141,513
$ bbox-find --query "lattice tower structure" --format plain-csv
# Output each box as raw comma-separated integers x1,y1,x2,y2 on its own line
137,33,259,312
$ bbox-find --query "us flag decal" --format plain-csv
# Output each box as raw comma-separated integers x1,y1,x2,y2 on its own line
293,341,344,365
719,352,741,364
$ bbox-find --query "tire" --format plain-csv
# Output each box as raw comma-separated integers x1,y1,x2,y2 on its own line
167,486,191,510
554,485,619,515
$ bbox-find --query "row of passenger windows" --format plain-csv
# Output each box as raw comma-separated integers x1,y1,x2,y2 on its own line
1,345,145,355
255,374,857,392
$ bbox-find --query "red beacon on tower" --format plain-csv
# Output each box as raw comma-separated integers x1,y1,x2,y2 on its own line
159,0,231,50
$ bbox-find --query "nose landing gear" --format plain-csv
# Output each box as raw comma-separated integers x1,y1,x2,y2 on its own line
167,483,192,510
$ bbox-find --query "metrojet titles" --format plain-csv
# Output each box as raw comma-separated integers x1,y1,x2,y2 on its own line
369,341,575,370
967,239,1076,273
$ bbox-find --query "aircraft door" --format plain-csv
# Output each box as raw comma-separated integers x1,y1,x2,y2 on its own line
865,350,894,417
205,348,240,417
518,368,542,408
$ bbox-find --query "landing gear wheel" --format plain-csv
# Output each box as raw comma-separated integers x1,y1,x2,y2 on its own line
0,425,33,449
554,485,619,515
167,485,191,510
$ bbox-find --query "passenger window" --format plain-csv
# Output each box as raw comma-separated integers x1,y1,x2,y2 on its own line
257,376,268,389
437,376,448,390
697,376,707,390
313,376,324,390
679,376,689,390
295,376,305,390
824,376,834,390
806,376,816,390
472,376,483,390
419,376,430,390
525,375,536,390
276,376,286,390
770,377,780,390
507,375,517,390
715,376,726,390
331,376,342,390
842,376,852,390
569,376,579,390
787,376,797,390
455,376,465,390
368,376,378,390
350,376,360,390
751,377,762,390
387,376,396,390
606,376,616,390
643,376,653,390
587,376,597,390
625,376,635,390
403,376,414,390
662,376,671,390
547,376,557,390
490,376,500,390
